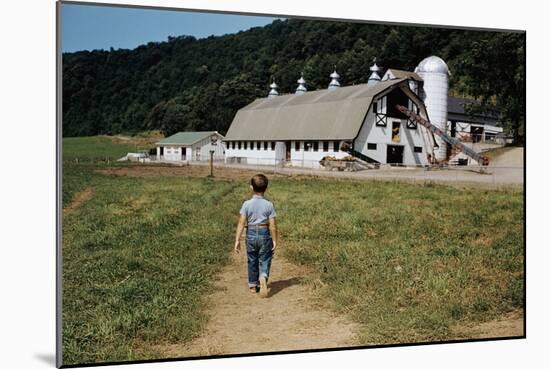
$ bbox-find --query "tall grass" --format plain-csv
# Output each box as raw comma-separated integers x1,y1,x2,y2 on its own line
62,173,245,364
273,178,523,344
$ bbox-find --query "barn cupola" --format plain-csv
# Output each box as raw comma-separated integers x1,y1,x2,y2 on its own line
268,77,279,98
367,58,381,86
328,67,341,90
295,72,307,95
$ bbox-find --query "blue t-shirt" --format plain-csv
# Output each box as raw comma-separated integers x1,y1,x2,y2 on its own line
240,194,277,225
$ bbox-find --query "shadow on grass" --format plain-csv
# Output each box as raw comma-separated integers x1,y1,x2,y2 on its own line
268,276,304,297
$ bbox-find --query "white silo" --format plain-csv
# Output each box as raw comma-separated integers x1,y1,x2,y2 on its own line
415,56,450,161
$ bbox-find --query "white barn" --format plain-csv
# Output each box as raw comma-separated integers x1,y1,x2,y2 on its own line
224,60,441,167
447,96,503,143
155,131,225,162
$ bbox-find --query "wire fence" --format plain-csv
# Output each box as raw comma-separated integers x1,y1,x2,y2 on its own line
206,158,524,186
63,154,523,186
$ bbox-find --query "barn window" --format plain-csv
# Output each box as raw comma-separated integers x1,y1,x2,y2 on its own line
367,143,377,150
376,113,387,127
392,122,401,143
414,146,423,153
271,141,275,150
333,141,340,152
256,141,261,150
244,141,248,149
238,141,242,149
304,141,310,152
375,97,387,127
386,89,409,119
295,141,300,151
264,141,268,150
313,142,319,152
407,120,418,129
406,99,418,129
231,142,235,149
323,141,329,152
250,142,254,150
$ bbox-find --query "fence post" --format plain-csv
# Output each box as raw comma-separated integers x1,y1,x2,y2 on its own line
424,166,427,186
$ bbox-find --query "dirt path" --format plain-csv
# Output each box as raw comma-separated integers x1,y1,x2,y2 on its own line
451,310,524,339
159,252,360,358
99,160,523,187
64,187,94,214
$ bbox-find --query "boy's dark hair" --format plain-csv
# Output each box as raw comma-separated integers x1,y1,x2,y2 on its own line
251,174,269,193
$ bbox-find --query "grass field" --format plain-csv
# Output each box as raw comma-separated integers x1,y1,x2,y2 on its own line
62,134,158,206
62,137,524,364
63,136,142,162
63,171,246,363
277,178,523,344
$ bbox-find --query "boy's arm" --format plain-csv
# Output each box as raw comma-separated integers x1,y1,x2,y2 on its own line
234,214,246,253
269,217,278,252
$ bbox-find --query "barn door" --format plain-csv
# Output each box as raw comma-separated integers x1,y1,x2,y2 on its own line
386,145,404,165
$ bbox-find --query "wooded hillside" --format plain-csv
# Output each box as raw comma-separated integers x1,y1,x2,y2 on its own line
62,18,525,142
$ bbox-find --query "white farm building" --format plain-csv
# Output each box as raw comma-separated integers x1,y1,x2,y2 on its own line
447,96,504,143
223,56,504,168
224,58,446,167
155,131,225,162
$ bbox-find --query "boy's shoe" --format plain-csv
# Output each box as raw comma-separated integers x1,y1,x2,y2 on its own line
249,286,258,294
259,276,268,298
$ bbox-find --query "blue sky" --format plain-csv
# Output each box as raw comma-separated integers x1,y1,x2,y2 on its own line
62,3,281,52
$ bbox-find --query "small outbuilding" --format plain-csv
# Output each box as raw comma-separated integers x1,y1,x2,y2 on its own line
155,131,225,162
447,96,503,143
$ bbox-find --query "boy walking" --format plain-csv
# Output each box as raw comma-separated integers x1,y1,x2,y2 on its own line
234,174,278,298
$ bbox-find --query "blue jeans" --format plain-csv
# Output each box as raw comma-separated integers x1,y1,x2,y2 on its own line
246,227,273,288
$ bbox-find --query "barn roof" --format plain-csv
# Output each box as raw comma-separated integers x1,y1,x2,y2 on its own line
224,79,407,141
447,96,499,125
157,131,221,146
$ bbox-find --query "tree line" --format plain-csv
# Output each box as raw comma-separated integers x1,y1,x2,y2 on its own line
63,18,525,143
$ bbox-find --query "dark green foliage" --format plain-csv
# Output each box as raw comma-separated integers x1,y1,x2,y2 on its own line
452,33,526,144
63,19,525,140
